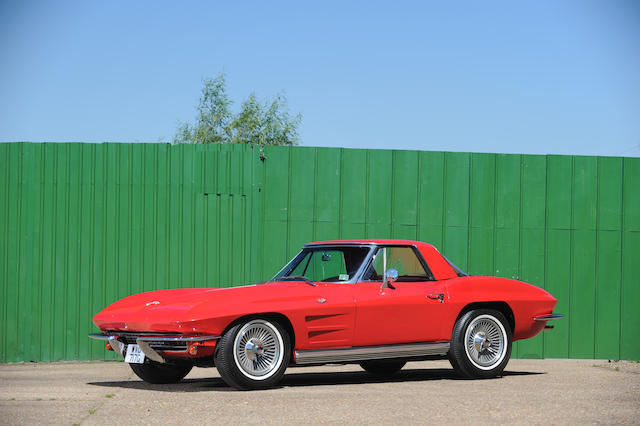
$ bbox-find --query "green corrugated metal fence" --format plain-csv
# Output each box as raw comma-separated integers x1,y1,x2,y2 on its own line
1,143,639,362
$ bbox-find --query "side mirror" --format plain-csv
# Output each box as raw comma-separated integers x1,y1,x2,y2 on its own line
382,268,398,289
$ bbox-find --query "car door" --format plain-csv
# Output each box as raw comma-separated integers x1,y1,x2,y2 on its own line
353,246,449,347
282,247,364,350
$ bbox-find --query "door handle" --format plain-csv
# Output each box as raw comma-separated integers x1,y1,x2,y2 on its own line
428,293,444,303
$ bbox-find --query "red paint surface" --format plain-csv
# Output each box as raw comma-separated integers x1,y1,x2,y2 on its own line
93,240,559,357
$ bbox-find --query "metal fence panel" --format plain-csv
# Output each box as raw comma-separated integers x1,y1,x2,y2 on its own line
0,143,638,362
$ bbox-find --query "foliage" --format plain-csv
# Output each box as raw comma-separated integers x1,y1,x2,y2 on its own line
173,74,301,146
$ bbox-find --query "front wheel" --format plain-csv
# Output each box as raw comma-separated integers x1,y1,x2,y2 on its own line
215,318,291,390
130,361,192,384
448,309,512,379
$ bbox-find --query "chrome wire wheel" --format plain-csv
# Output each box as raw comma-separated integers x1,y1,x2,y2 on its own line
463,314,507,370
232,319,284,381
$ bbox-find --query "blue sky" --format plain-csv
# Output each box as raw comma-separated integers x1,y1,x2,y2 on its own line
1,0,638,156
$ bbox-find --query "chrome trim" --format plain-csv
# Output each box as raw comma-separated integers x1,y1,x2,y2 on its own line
386,268,399,282
89,333,218,357
294,341,450,365
110,338,125,357
428,293,445,303
304,243,378,248
291,242,437,282
533,314,564,321
234,319,284,380
360,244,436,283
90,333,219,342
383,267,399,289
89,333,111,341
464,314,507,369
381,247,388,288
355,245,379,283
89,334,125,357
273,244,377,284
136,339,166,363
135,335,220,342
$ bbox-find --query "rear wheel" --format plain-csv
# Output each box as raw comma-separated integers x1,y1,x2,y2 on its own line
215,318,291,390
449,309,512,379
360,359,406,375
130,361,192,384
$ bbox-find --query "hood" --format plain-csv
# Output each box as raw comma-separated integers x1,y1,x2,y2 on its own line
92,281,309,333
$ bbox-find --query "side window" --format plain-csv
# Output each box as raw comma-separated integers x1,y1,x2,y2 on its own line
364,246,431,282
291,250,349,282
307,250,346,282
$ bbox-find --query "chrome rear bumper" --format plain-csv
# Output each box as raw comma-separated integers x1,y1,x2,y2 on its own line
533,314,564,321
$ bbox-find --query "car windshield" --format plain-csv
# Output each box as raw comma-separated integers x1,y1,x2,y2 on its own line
274,246,371,283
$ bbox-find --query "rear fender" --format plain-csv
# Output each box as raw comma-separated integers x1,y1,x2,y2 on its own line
454,302,515,335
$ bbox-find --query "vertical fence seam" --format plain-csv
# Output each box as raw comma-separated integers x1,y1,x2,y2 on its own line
618,158,625,359
568,156,575,357
1,145,8,362
38,146,46,360
441,153,447,252
594,157,600,358
466,153,472,271
1,144,637,362
542,155,549,357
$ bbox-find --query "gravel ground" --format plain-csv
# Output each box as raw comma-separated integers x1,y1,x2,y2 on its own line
0,359,638,425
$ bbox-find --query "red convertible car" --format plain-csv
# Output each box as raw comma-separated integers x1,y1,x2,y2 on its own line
90,240,562,390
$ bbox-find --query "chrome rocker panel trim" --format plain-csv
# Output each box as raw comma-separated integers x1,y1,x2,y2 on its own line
533,314,563,321
294,341,450,365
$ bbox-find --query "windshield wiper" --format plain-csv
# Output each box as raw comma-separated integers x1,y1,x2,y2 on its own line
276,275,316,287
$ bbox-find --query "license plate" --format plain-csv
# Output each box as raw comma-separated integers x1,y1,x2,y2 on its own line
124,344,145,364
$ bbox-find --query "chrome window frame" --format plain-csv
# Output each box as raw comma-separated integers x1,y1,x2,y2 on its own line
359,244,436,282
272,243,377,284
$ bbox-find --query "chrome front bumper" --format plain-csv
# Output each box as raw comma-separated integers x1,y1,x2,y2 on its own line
89,333,220,363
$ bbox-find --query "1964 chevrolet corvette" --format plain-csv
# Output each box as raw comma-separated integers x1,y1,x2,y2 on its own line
90,239,562,390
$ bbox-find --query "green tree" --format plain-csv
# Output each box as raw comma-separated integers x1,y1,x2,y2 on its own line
174,73,301,146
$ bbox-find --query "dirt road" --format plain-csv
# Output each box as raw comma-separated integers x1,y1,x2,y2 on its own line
1,359,638,425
